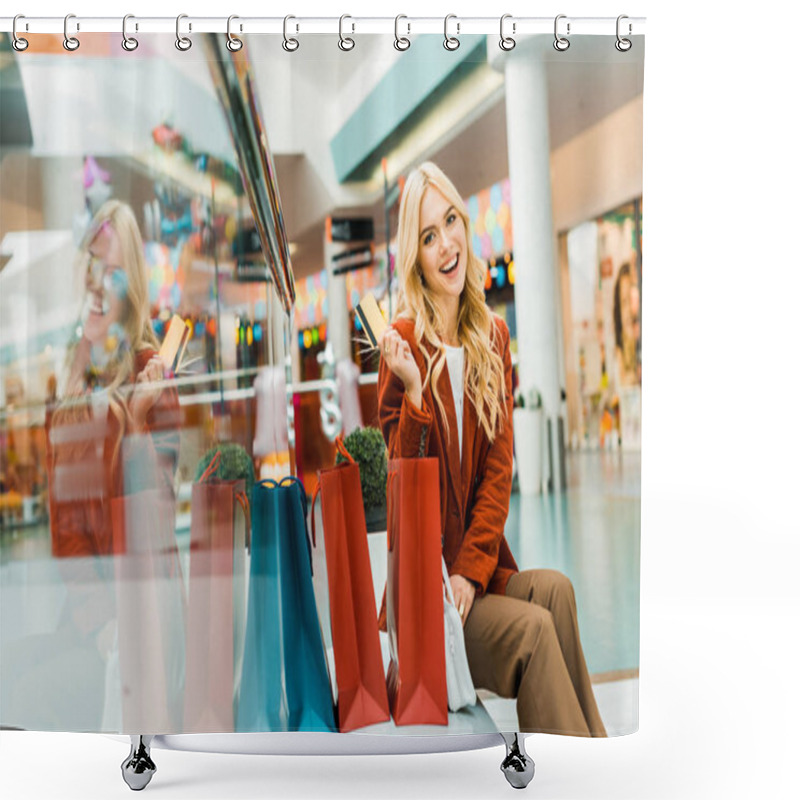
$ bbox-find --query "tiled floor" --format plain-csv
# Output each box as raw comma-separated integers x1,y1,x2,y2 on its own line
504,449,641,678
492,449,641,735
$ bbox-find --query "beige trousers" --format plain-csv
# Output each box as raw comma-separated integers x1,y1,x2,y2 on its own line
463,569,607,736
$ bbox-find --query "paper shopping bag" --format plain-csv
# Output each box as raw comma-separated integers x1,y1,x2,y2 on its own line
312,436,390,732
385,457,447,726
183,450,250,732
236,476,335,732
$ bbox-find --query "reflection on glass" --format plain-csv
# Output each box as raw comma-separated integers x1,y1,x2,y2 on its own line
204,34,296,314
0,36,274,733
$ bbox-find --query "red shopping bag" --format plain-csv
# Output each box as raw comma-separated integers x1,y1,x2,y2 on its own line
385,457,448,726
183,452,251,732
312,436,390,732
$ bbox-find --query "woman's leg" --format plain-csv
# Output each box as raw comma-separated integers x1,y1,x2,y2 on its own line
505,570,606,737
463,591,591,736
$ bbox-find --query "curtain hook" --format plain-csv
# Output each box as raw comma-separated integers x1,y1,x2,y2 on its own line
444,14,460,51
394,14,411,51
175,14,192,51
339,14,355,51
63,13,80,51
499,14,516,51
615,15,632,52
553,14,570,52
12,15,29,52
283,15,299,52
122,14,139,52
227,14,243,51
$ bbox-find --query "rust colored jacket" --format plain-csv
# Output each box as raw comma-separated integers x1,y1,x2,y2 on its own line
376,314,518,628
45,347,180,560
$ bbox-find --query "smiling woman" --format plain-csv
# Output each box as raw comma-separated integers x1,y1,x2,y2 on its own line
377,162,605,737
49,201,174,474
416,194,468,345
44,199,181,548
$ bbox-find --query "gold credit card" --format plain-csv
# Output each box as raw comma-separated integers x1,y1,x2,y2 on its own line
159,314,188,372
355,293,388,349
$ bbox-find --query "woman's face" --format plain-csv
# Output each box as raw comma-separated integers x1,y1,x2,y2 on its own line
82,225,128,346
417,186,468,305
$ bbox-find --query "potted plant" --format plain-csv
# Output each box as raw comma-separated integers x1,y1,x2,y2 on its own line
335,426,388,533
195,442,256,498
512,387,543,495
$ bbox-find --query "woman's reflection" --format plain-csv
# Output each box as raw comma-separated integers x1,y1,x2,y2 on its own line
1,200,183,732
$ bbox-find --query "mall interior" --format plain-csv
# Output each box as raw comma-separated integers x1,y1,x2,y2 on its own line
0,32,642,734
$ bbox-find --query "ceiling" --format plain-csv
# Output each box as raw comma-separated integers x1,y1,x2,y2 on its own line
282,42,644,280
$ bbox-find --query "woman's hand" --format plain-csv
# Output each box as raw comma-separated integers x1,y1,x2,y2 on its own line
130,355,166,432
449,574,476,626
379,328,422,401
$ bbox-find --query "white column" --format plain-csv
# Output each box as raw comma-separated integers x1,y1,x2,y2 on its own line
492,39,566,492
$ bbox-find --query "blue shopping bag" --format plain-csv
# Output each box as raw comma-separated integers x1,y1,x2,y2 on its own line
236,476,335,732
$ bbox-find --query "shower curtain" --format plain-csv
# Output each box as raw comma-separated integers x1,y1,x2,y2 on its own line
0,24,643,739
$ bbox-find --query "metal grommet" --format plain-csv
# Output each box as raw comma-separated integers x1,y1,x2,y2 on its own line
615,15,632,52
553,14,570,52
63,13,80,51
444,14,460,51
282,15,299,52
227,15,243,51
122,14,139,51
175,14,192,51
394,14,410,51
338,14,355,51
12,15,29,52
499,14,516,51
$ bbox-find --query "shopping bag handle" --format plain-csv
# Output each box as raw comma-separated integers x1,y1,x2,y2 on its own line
278,475,308,518
335,434,356,465
198,450,221,483
278,475,315,575
257,475,309,518
310,437,353,549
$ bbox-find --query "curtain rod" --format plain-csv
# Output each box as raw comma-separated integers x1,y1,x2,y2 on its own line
1,16,646,37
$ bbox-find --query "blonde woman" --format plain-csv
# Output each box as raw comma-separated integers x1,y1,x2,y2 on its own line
46,199,180,560
377,162,605,736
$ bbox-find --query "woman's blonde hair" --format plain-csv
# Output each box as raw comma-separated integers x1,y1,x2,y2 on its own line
52,200,159,469
394,162,507,443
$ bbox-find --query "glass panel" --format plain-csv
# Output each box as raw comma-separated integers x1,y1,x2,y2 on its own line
0,33,289,733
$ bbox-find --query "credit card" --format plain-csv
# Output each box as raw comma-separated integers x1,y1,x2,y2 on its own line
159,314,188,372
355,293,388,349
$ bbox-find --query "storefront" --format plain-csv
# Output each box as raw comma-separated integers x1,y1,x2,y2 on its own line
560,199,643,450
467,177,518,354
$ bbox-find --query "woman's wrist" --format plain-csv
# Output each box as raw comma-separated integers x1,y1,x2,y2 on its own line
405,383,422,410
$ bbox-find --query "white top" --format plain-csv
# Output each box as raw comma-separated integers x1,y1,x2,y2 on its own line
443,345,465,462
